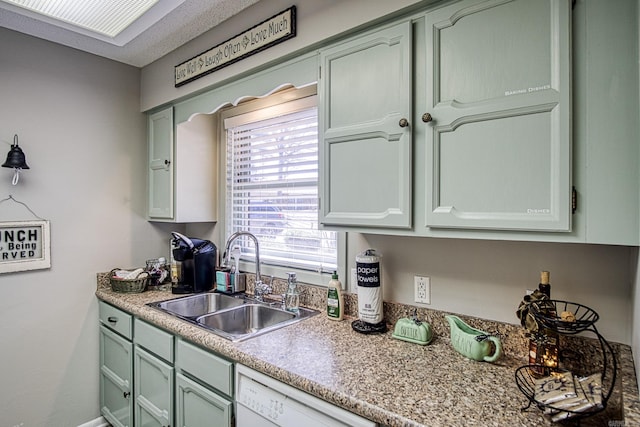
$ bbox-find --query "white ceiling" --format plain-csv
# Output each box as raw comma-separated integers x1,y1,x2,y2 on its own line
0,0,262,67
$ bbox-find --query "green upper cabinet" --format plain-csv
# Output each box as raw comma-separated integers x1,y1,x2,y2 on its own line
142,0,637,245
148,107,174,220
319,21,413,229
147,107,218,223
423,0,571,231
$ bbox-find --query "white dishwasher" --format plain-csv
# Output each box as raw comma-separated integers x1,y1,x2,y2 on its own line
235,364,377,427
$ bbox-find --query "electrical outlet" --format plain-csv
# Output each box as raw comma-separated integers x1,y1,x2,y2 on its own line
414,276,430,304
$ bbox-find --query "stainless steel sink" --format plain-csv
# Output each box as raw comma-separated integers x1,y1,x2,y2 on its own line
197,304,317,341
147,292,318,341
148,292,245,319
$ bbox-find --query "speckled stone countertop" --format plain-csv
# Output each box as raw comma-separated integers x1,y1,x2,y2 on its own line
96,275,639,427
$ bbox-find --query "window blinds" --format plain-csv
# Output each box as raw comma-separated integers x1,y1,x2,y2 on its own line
225,103,337,273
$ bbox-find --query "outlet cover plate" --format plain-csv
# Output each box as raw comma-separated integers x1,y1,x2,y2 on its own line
414,276,430,304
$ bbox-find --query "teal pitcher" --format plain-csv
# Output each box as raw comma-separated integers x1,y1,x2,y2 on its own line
445,315,502,363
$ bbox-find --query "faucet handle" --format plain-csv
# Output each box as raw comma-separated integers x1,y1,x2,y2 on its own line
253,277,273,301
259,280,273,293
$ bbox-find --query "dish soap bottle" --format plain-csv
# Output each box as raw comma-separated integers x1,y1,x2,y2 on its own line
327,271,344,321
284,272,300,314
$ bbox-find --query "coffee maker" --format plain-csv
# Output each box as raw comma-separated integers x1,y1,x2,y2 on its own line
171,232,216,294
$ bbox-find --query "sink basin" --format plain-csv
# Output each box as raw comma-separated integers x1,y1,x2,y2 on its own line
196,304,297,340
147,292,319,341
148,292,244,319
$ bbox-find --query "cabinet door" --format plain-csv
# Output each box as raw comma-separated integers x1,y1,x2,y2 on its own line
148,107,174,219
424,0,571,231
100,326,133,427
319,21,412,229
134,346,174,427
175,373,233,427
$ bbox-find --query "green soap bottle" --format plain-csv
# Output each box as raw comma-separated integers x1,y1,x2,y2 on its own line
327,271,344,321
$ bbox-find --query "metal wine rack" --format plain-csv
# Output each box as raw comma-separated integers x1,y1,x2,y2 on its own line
515,300,617,422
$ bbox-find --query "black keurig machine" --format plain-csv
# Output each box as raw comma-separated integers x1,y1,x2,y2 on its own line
171,232,217,294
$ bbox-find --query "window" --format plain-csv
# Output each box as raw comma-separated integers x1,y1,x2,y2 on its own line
223,92,338,275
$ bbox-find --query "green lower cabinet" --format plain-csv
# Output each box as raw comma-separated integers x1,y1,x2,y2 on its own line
134,346,174,427
99,325,133,427
175,373,233,427
99,302,234,427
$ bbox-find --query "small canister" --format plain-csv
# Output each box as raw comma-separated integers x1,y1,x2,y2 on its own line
145,257,169,290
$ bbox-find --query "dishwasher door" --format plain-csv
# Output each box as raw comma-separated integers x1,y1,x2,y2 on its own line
235,364,377,427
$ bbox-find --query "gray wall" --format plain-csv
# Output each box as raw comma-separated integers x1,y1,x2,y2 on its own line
0,28,176,427
345,234,635,345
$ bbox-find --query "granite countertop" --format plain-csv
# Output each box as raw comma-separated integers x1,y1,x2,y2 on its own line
96,277,639,427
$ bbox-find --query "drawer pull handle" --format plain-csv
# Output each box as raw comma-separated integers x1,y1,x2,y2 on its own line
422,113,433,123
107,316,118,323
399,118,409,128
164,159,171,166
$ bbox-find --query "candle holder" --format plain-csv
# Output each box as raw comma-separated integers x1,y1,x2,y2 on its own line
528,330,559,376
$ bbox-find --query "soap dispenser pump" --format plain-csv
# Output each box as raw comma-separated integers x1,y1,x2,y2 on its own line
284,272,300,314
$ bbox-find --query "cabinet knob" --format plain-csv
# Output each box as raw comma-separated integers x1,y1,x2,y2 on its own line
164,159,171,166
107,316,118,323
398,118,409,128
123,391,131,398
422,113,433,123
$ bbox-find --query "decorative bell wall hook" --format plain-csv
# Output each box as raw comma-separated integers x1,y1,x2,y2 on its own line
2,134,30,185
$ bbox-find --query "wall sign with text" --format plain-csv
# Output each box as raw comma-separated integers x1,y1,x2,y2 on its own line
174,6,296,87
0,220,51,273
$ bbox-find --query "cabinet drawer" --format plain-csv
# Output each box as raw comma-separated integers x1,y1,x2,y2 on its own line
99,301,132,340
134,318,174,363
176,339,233,397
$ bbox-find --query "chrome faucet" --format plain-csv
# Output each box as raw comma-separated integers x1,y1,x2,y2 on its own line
223,231,271,300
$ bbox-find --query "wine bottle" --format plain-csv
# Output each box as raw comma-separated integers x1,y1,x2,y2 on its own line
539,270,551,297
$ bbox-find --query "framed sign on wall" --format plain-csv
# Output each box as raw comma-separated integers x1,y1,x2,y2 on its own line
174,6,296,87
0,220,51,273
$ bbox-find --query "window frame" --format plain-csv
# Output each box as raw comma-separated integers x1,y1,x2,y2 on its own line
218,85,346,286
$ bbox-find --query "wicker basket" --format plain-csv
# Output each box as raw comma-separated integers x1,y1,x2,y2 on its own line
109,268,149,293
